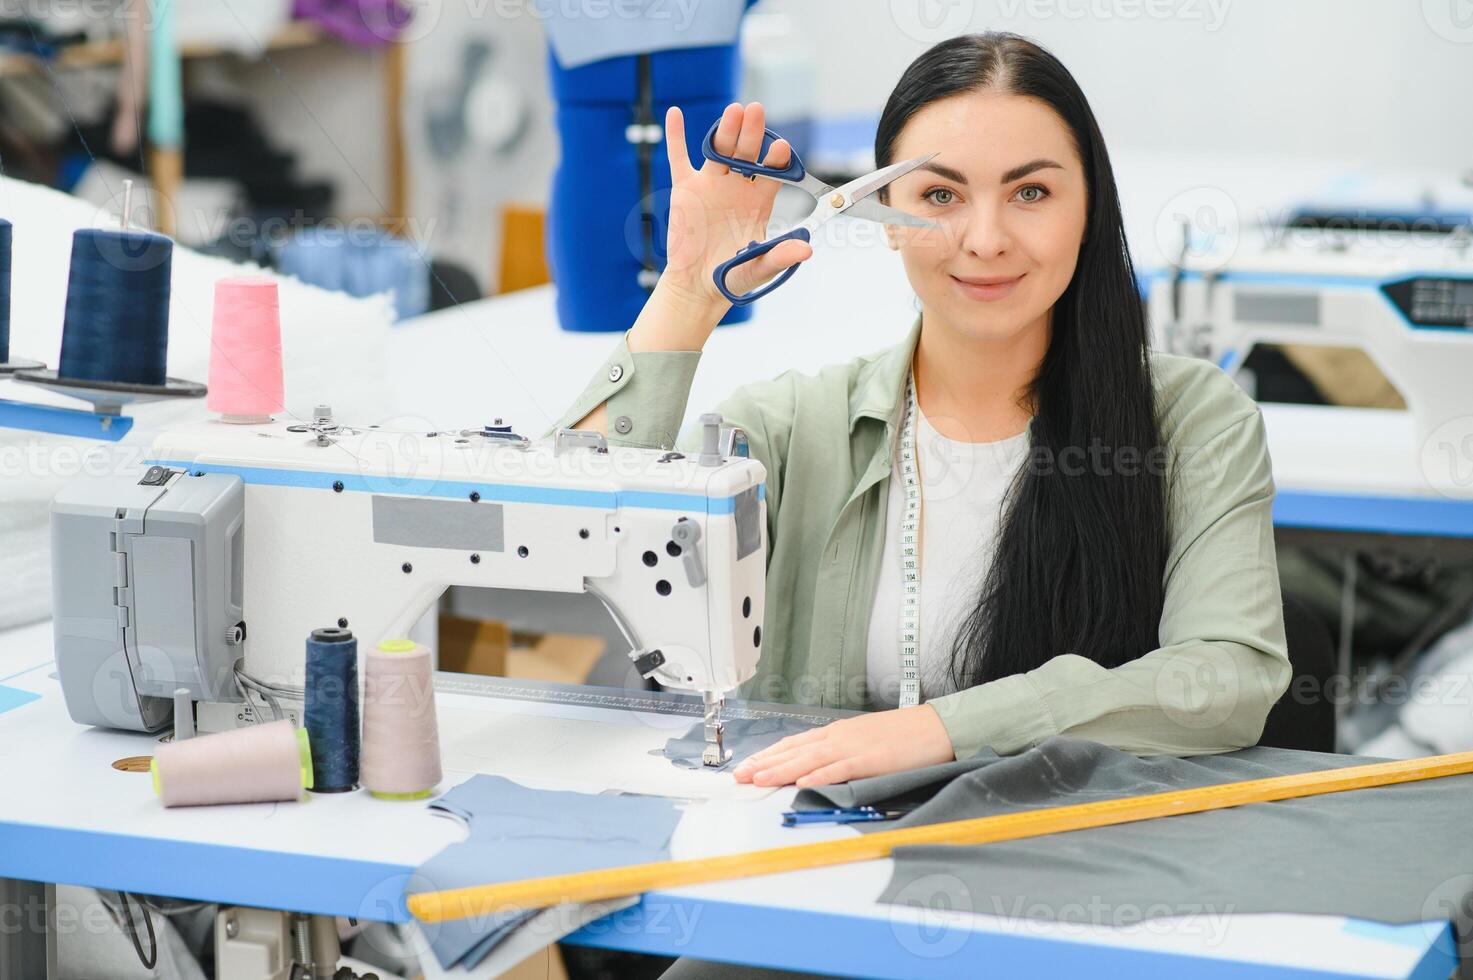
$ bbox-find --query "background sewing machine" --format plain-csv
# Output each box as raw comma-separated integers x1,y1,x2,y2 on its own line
48,408,767,765
1147,227,1473,498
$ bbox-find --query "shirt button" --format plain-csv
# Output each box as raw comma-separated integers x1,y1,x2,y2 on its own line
608,364,624,382
614,415,633,434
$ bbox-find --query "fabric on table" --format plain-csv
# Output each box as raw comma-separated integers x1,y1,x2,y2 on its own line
410,775,683,971
794,737,1473,956
663,715,818,771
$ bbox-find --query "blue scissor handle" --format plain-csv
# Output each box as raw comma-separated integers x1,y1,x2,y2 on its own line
712,227,811,306
700,120,806,183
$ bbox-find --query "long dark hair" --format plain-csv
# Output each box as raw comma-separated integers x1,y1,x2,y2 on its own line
875,33,1168,686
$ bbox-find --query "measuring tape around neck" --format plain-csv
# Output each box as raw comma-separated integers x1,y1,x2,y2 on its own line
897,371,923,708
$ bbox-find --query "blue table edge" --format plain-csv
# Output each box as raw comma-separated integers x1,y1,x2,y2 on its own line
0,820,1455,979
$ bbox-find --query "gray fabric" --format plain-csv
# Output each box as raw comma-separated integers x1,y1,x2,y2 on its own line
663,715,818,771
793,757,987,811
411,775,682,970
797,737,1473,954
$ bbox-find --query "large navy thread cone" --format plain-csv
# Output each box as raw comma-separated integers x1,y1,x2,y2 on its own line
56,228,172,386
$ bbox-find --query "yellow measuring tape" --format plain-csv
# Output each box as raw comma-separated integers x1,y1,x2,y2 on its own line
407,749,1473,924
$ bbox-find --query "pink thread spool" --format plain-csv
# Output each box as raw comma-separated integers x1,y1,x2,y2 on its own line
361,639,442,800
207,276,284,423
151,719,313,808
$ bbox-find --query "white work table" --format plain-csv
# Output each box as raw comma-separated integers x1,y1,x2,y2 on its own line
0,619,1459,979
389,236,1472,544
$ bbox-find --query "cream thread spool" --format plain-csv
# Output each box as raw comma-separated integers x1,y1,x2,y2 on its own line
361,639,442,800
151,719,312,808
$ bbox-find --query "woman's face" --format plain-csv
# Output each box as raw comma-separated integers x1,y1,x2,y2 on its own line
885,90,1089,344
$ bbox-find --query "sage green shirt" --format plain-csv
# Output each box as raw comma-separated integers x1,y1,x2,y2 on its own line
547,319,1291,760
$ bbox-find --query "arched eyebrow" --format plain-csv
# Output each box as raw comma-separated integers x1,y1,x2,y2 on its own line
1001,158,1064,183
915,158,1065,186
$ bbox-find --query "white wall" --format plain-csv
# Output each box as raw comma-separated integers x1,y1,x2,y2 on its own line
232,0,1473,292
236,7,557,295
766,0,1473,168
394,3,558,293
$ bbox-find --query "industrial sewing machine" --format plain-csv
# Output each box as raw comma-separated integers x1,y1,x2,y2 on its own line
1147,228,1473,491
49,409,767,766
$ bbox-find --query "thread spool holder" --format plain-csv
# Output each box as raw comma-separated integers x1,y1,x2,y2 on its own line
0,185,207,438
0,355,46,376
13,368,206,412
2,371,205,441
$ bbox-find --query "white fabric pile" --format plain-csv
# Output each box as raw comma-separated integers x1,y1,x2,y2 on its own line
0,176,395,630
1358,612,1473,758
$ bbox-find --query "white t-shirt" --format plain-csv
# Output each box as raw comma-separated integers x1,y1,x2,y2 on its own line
865,405,1030,709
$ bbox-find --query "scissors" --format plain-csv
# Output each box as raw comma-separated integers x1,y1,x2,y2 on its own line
701,120,939,306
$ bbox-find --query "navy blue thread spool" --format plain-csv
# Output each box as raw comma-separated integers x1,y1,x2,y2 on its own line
57,227,172,386
1,218,12,364
304,627,361,793
0,217,41,373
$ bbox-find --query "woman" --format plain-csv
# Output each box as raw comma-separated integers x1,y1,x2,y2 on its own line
551,32,1289,790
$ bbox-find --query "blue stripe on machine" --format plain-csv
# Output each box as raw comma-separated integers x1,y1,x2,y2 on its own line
143,459,764,514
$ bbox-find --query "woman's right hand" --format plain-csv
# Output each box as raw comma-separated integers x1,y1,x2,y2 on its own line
631,102,814,352
578,103,807,434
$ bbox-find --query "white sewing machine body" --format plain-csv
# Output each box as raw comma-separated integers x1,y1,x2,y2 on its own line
1147,233,1473,493
50,413,767,742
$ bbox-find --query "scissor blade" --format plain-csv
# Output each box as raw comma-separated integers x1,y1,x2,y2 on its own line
834,153,938,212
844,197,936,228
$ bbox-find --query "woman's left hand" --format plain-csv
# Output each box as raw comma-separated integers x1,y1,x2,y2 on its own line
732,705,955,788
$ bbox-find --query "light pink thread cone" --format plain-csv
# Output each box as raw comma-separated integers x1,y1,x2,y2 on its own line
207,276,284,422
361,639,442,799
154,719,304,808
